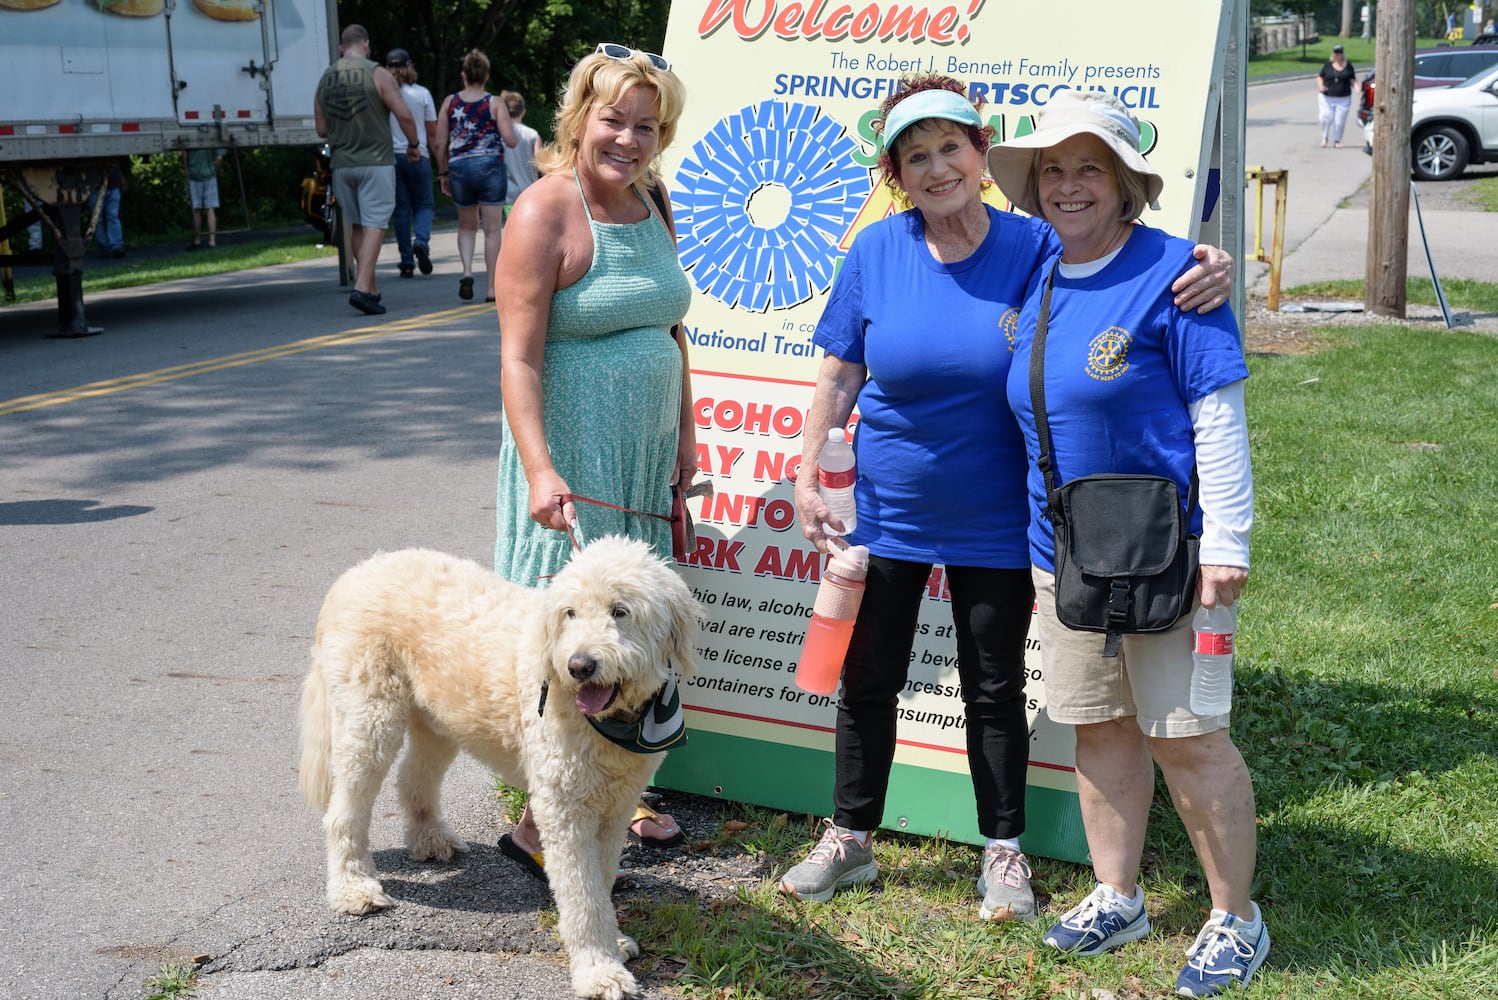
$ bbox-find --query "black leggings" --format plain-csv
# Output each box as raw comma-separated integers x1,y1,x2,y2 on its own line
832,556,1034,839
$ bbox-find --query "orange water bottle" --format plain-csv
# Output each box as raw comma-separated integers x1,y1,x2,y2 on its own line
794,544,870,695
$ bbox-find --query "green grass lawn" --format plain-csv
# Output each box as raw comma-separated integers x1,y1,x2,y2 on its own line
1463,174,1498,212
1249,36,1448,78
1285,276,1498,313
1,236,335,307
610,308,1498,998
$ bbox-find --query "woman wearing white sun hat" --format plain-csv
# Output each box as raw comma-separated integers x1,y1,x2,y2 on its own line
989,89,1265,998
778,77,1235,923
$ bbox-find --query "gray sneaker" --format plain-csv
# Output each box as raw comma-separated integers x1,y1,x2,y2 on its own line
779,819,878,903
976,844,1037,921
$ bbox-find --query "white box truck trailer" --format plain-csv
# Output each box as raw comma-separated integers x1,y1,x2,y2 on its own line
0,0,337,335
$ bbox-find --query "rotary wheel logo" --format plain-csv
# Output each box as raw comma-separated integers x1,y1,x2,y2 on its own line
1086,327,1133,381
998,307,1020,352
672,101,872,312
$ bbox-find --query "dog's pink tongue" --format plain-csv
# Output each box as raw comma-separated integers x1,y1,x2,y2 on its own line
575,683,616,716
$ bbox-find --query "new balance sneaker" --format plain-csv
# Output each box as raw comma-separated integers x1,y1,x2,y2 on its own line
1175,905,1269,997
778,820,877,903
1044,883,1151,956
976,844,1037,921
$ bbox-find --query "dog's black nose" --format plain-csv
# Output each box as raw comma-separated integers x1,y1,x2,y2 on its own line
567,653,598,680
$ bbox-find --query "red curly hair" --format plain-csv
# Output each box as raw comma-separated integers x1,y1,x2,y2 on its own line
875,74,994,205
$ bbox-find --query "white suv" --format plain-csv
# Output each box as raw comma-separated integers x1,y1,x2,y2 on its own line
1364,63,1498,180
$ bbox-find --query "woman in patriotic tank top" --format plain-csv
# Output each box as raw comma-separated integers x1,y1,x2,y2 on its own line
435,49,518,302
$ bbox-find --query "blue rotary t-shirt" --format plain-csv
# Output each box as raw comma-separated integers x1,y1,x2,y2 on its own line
812,204,1058,568
1005,224,1249,572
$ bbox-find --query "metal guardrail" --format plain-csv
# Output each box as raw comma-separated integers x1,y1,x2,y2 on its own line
1246,166,1288,311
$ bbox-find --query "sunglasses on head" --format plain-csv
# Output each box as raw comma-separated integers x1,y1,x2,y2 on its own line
595,42,671,73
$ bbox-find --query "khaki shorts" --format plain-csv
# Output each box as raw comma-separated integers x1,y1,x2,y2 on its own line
1031,567,1229,738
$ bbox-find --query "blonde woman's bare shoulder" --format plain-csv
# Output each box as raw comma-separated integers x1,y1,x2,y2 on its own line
507,174,582,229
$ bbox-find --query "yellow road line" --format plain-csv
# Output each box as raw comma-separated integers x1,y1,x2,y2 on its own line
0,303,492,416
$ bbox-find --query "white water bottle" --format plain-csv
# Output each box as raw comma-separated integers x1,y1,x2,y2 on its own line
817,427,857,536
1189,603,1236,715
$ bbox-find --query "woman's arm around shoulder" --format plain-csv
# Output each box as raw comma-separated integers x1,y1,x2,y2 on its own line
1171,243,1234,314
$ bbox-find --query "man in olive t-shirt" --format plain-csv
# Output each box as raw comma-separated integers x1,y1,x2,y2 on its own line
315,23,420,315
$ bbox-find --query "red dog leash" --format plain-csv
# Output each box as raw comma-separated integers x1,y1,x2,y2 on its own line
556,491,671,552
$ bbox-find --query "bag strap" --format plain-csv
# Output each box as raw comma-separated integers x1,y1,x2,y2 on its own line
1025,260,1199,524
1028,261,1061,513
646,178,669,219
645,178,681,341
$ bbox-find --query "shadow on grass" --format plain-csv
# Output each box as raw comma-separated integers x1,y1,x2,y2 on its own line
1136,664,1498,976
623,880,928,1000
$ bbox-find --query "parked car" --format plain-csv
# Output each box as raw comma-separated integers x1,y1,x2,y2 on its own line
1362,63,1498,180
1356,44,1498,124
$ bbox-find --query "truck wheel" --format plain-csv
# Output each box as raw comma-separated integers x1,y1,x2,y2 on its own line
1412,126,1468,181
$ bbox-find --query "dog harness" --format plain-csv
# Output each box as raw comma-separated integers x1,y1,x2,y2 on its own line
537,672,687,753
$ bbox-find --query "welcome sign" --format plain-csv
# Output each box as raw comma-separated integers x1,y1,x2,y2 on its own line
652,0,1234,862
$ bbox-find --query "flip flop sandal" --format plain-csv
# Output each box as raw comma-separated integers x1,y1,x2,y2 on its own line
498,833,547,882
629,801,684,847
499,833,629,889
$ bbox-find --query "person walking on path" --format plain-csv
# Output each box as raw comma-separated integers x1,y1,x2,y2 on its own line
435,50,518,303
315,23,421,315
1316,44,1356,148
501,90,541,217
385,47,438,279
183,147,224,251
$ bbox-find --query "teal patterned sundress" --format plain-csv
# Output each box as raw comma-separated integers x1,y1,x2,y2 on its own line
494,173,692,585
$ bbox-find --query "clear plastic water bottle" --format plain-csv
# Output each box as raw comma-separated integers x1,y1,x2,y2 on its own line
817,426,857,537
1189,603,1236,715
795,544,870,695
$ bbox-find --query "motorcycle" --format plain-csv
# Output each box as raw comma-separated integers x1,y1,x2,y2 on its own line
298,143,336,244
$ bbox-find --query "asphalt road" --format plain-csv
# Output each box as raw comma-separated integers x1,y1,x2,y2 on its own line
0,253,716,999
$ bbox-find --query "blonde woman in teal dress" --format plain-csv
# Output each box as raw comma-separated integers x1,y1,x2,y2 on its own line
493,45,695,875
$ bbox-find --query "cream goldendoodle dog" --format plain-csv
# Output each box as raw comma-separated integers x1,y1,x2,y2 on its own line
298,535,701,1000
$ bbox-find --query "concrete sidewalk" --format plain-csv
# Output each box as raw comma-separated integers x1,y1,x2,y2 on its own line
1242,77,1498,296
1248,191,1498,294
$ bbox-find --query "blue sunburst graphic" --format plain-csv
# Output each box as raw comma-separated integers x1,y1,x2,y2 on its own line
673,101,872,312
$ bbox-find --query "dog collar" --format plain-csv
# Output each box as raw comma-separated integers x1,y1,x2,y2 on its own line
537,672,687,754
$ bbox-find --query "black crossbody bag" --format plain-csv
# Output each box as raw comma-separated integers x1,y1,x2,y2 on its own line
1029,262,1199,658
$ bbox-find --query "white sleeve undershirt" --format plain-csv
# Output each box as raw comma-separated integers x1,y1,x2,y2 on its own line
1188,380,1253,568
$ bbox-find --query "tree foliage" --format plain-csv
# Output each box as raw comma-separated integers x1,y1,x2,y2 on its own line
334,0,673,142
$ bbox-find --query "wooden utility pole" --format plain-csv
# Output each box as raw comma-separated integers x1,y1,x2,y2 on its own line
1365,0,1416,317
